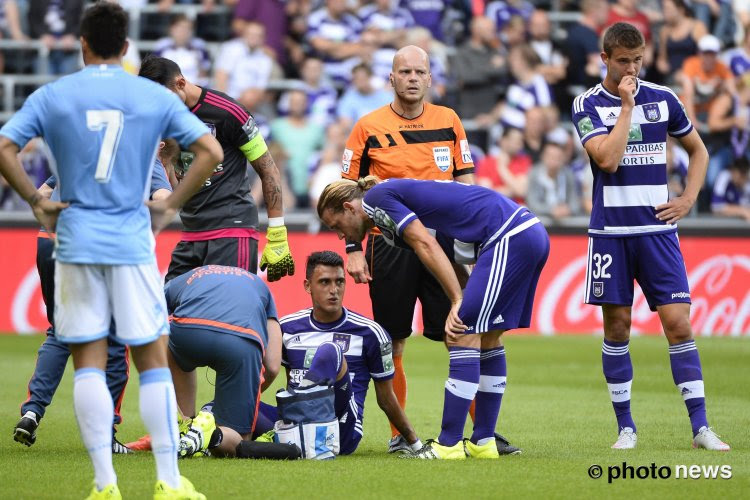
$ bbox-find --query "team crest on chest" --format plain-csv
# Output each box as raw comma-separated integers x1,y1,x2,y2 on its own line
332,333,351,352
642,103,661,122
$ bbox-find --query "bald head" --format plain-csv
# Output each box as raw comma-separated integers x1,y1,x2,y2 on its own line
390,44,431,110
392,45,430,72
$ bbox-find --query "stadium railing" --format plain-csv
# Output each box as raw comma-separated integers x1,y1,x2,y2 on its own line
1,210,748,236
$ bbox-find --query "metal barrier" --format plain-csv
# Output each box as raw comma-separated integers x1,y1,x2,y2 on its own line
1,210,748,237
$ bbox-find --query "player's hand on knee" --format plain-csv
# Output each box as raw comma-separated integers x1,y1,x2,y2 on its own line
346,251,371,284
445,299,467,341
260,225,295,281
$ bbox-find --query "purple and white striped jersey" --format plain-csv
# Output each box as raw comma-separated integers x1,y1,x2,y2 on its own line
280,308,394,434
307,8,362,84
723,47,750,78
501,74,553,128
711,169,750,212
358,4,415,32
572,79,693,237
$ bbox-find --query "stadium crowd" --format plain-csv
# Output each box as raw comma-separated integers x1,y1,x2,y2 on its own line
1,0,749,220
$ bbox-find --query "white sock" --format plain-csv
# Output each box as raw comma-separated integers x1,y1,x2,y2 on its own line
74,368,116,490
139,368,181,489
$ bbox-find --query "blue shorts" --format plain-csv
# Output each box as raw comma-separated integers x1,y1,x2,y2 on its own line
334,373,362,456
584,232,691,311
459,220,549,333
169,324,264,435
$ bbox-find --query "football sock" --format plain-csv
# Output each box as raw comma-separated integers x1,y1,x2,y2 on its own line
390,354,407,437
470,347,506,444
302,342,343,386
438,347,479,447
73,368,116,490
669,340,708,436
253,402,278,437
139,368,180,489
602,339,636,433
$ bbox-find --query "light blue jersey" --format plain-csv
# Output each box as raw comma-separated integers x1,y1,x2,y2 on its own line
0,64,208,264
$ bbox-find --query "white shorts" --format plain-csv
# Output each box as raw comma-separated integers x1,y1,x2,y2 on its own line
54,261,169,345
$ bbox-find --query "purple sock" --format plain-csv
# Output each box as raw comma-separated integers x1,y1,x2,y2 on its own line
470,347,506,444
669,340,708,436
602,339,636,433
437,347,479,447
303,342,343,386
252,402,278,438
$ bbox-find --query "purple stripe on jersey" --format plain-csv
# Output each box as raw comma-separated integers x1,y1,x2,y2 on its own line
205,93,248,123
601,166,667,186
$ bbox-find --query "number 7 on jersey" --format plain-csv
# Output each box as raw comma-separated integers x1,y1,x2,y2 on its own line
86,110,124,183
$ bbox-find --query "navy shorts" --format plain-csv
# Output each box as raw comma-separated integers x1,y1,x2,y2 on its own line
584,232,691,311
459,220,549,333
334,373,362,455
169,324,264,435
365,233,451,341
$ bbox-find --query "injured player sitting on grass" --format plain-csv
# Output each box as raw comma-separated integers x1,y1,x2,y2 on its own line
251,251,424,456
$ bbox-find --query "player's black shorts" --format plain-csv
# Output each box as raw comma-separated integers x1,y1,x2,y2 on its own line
365,233,450,342
166,237,258,282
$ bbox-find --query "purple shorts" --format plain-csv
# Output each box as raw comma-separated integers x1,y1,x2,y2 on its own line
459,220,549,333
584,232,691,311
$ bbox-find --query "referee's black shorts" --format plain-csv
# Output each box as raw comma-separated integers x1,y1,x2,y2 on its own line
165,237,258,282
365,233,450,342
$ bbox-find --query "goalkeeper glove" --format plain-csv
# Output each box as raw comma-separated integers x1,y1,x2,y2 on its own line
260,224,295,281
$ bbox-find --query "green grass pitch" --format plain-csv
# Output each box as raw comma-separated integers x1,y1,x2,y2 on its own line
0,334,747,499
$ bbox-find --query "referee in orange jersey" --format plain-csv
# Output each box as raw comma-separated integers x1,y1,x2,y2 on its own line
340,45,519,455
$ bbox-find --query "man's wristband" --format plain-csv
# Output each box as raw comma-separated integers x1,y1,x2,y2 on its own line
345,240,363,253
268,217,285,228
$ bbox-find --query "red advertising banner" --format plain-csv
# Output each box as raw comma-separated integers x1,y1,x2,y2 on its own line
1,230,748,335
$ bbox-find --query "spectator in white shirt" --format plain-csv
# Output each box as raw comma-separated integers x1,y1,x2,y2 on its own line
215,21,276,102
153,14,211,86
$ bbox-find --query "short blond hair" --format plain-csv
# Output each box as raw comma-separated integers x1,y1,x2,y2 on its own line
316,176,380,218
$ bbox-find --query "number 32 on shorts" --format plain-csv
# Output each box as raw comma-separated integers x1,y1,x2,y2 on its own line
591,253,612,279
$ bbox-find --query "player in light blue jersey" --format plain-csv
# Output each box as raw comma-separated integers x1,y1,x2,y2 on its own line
0,3,223,499
257,251,423,456
572,22,729,451
13,142,176,455
317,178,549,459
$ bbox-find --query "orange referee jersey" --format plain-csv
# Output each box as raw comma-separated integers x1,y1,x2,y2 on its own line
342,102,475,181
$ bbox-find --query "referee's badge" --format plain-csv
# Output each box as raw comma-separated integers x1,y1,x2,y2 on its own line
433,146,451,171
593,282,604,298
